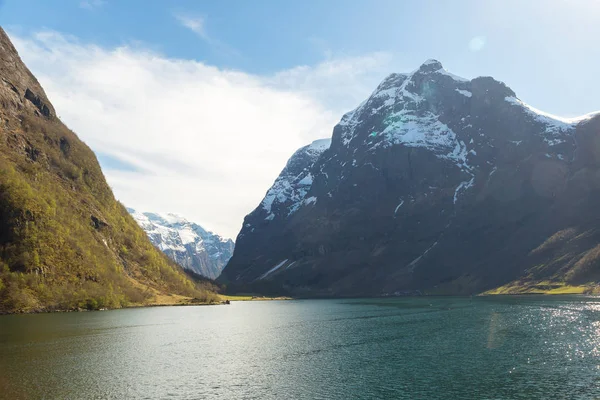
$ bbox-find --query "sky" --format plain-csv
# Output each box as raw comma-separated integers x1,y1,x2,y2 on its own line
1,0,599,238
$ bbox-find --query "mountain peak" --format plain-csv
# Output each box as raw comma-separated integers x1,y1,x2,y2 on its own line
419,59,444,72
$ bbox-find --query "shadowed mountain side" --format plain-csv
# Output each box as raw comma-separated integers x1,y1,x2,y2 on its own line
220,60,600,297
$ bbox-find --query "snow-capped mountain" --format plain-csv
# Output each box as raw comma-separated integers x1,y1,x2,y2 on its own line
220,59,600,296
128,209,234,279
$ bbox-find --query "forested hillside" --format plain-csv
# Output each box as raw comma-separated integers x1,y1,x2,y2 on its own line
0,27,218,312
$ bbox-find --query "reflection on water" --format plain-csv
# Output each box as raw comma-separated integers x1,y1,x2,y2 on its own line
1,296,600,399
487,311,504,349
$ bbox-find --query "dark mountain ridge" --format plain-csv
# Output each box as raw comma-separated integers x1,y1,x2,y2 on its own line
221,60,600,296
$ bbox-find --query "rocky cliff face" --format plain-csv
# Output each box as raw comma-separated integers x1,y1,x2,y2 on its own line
220,60,600,296
0,27,216,312
129,209,234,279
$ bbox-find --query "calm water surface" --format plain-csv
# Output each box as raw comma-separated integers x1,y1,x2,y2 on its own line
1,296,600,399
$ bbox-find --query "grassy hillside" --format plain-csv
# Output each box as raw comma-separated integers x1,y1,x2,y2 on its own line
0,27,218,313
483,226,600,295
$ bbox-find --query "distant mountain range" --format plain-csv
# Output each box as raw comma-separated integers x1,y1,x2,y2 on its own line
129,209,234,279
220,59,600,297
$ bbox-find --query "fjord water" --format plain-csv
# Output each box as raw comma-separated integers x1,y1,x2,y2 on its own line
1,297,599,399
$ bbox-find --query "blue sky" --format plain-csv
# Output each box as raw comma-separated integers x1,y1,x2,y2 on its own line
3,0,600,115
1,0,599,237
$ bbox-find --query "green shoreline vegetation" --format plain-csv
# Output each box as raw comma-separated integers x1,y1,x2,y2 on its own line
483,280,600,295
219,294,292,301
0,289,292,314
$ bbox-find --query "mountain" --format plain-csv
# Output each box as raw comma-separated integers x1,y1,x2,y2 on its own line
0,27,218,313
220,59,600,297
128,209,234,279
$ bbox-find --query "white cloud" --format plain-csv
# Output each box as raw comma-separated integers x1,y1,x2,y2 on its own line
174,14,207,39
9,31,391,238
468,36,486,52
80,0,105,10
269,52,392,111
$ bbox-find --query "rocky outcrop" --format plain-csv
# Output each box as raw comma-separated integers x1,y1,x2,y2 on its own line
220,60,600,296
0,30,55,120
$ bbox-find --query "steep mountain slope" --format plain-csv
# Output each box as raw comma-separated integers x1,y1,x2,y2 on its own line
129,209,234,279
0,27,217,312
221,60,600,296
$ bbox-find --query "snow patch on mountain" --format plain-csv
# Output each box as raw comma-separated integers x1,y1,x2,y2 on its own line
505,96,574,135
257,259,289,280
307,138,332,152
260,138,331,218
455,89,472,97
304,196,317,205
505,96,600,136
337,60,475,172
383,112,457,148
454,176,475,204
178,226,197,245
394,200,405,215
298,173,313,186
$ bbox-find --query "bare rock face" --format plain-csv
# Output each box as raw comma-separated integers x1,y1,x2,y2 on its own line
220,60,600,296
0,29,55,120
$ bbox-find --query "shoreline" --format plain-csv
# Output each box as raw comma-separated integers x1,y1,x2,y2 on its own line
0,294,293,315
481,281,600,296
4,290,599,315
